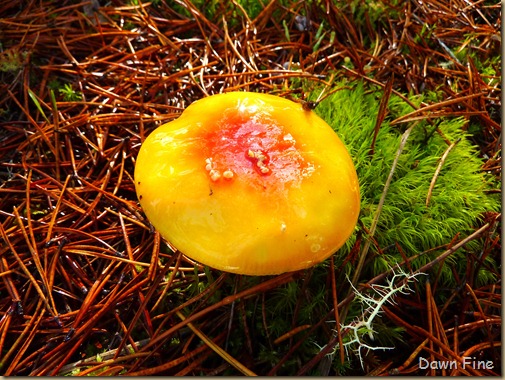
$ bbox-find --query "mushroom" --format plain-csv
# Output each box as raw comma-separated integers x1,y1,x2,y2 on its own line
134,92,360,275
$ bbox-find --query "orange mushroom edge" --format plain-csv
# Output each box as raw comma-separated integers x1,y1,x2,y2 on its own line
134,92,360,276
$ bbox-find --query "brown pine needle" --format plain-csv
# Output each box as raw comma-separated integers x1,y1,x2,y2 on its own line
176,310,257,376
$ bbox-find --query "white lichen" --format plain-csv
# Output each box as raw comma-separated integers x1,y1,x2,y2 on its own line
319,267,427,369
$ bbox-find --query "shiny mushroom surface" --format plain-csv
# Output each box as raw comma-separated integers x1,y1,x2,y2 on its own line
135,92,360,275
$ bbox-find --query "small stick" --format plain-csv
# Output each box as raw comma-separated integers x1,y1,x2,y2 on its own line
426,138,460,207
351,121,419,287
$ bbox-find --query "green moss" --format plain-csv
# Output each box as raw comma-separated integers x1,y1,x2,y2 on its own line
314,82,500,285
58,83,83,102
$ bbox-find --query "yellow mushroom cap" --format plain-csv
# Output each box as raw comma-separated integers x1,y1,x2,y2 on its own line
134,92,360,275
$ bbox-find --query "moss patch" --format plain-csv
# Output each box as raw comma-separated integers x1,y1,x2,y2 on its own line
315,82,500,286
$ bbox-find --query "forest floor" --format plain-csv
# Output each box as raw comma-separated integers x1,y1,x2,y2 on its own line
0,0,501,376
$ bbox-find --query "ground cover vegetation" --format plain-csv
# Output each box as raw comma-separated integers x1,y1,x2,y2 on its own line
0,0,501,375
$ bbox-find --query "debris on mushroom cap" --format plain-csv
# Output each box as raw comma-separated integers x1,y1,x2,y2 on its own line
134,92,360,275
223,170,234,179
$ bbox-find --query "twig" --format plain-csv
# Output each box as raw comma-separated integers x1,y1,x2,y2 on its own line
351,122,419,287
426,138,461,206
